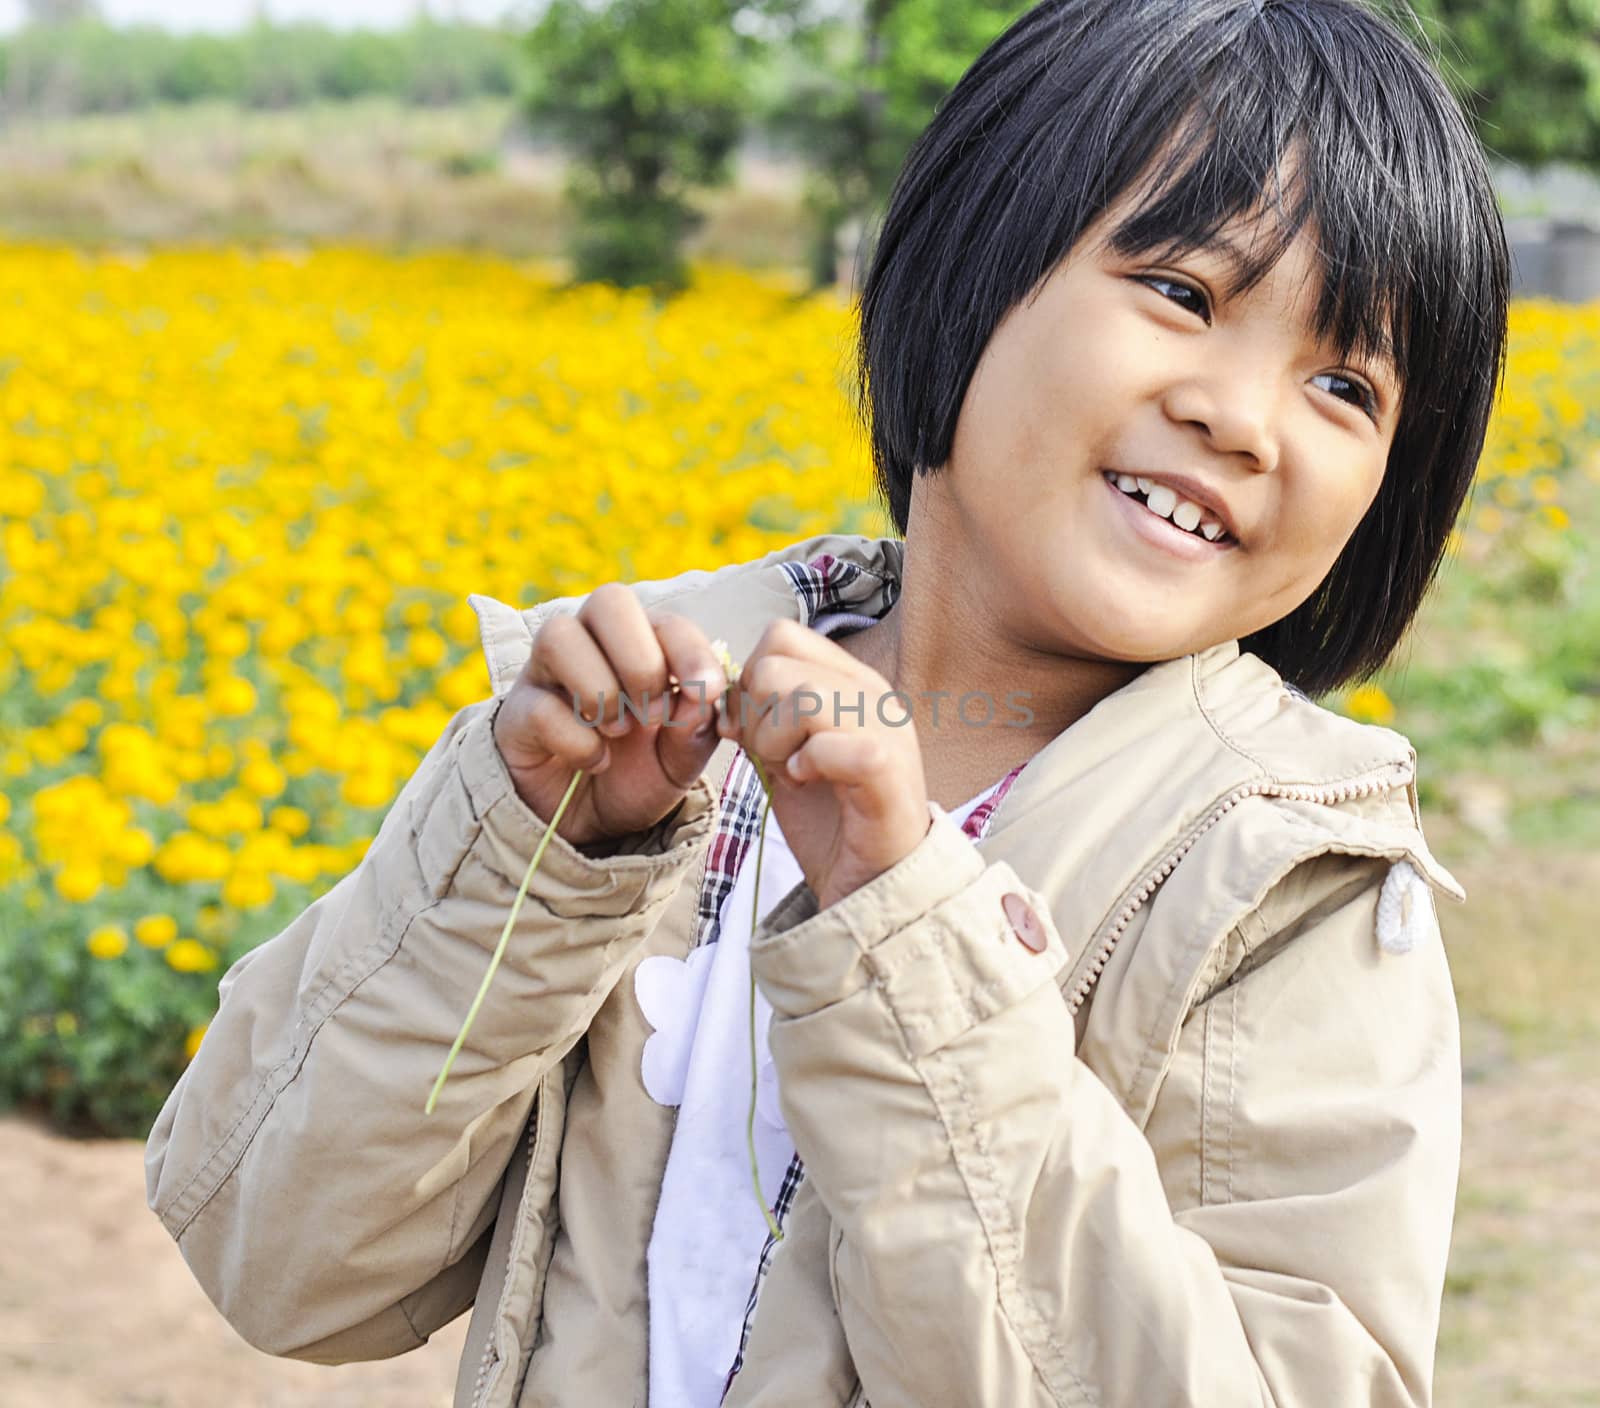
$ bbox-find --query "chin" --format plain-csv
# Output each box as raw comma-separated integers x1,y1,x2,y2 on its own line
1060,600,1193,663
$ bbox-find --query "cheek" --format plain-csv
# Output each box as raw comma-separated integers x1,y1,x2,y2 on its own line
1281,458,1387,578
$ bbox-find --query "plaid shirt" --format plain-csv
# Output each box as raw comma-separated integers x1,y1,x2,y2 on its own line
709,553,1025,1398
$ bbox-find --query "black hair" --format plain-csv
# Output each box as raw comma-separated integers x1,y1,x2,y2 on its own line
853,0,1509,696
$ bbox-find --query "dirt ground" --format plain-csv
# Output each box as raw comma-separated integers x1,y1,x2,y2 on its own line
2,1040,1595,1408
0,1115,465,1408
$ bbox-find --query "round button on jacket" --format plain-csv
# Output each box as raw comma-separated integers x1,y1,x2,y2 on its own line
1001,892,1049,953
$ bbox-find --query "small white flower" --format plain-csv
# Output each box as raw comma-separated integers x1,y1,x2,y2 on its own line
709,638,741,682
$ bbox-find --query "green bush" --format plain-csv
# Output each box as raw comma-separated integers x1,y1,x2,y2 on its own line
0,882,308,1138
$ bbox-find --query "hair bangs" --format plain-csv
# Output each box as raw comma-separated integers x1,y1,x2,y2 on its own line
1098,7,1476,404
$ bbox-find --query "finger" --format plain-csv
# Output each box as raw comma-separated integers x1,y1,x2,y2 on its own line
745,616,882,685
580,583,671,727
527,614,629,735
735,655,867,763
649,612,728,731
784,731,894,810
501,682,613,774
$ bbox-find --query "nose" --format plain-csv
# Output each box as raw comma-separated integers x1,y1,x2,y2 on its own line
1162,359,1282,474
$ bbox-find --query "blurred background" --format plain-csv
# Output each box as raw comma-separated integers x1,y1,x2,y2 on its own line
0,2,1595,1405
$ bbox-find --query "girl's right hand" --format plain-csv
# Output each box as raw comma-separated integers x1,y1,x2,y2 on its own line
489,583,729,847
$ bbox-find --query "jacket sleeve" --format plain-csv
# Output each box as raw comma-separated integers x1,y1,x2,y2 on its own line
145,692,717,1364
748,805,1461,1408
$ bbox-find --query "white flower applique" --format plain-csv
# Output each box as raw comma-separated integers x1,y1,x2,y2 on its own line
634,938,788,1131
1375,860,1434,955
635,946,717,1108
634,835,790,1134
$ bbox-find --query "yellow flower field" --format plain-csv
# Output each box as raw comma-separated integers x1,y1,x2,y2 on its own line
0,244,1595,1132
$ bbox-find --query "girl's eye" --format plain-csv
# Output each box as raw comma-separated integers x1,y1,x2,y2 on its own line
1311,372,1380,422
1137,275,1212,325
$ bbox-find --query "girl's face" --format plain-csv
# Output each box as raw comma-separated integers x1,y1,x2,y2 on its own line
937,201,1402,666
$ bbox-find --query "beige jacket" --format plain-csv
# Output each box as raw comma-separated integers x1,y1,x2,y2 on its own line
146,531,1465,1408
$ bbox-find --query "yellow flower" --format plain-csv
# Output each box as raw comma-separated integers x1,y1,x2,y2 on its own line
86,924,129,960
54,864,103,903
222,870,275,909
112,827,155,867
165,938,219,974
1344,684,1396,726
269,804,311,837
184,1023,209,1060
341,771,394,810
206,675,258,718
135,913,179,949
406,628,447,668
239,757,288,799
205,742,236,780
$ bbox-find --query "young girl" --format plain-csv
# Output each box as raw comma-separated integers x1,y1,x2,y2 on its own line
146,2,1508,1405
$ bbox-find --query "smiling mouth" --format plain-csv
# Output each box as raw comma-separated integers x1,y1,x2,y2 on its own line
1101,471,1237,547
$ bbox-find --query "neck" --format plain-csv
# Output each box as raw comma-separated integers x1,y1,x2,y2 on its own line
835,497,1146,806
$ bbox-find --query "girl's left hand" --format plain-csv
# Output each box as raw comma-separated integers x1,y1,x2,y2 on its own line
718,619,932,912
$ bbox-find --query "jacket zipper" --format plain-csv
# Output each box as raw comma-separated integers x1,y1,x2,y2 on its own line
1064,764,1412,1017
471,1088,551,1408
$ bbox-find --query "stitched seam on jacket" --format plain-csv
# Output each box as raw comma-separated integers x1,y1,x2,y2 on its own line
1189,655,1269,772
443,1158,465,1279
397,1294,428,1346
163,893,446,1236
870,928,1006,1036
921,1047,1097,1407
1122,812,1332,1113
1200,1002,1216,1207
1189,658,1413,789
1224,984,1237,1204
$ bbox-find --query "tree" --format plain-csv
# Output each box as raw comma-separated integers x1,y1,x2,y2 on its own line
1407,0,1600,169
525,0,806,292
763,0,1027,290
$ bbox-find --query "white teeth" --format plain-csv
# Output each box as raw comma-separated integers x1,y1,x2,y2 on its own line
1109,471,1230,544
1144,484,1178,518
1171,499,1203,532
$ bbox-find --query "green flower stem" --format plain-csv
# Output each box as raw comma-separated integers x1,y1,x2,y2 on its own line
425,766,587,1116
745,752,783,1242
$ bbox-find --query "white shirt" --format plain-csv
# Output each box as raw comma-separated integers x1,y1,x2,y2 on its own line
636,611,1001,1408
